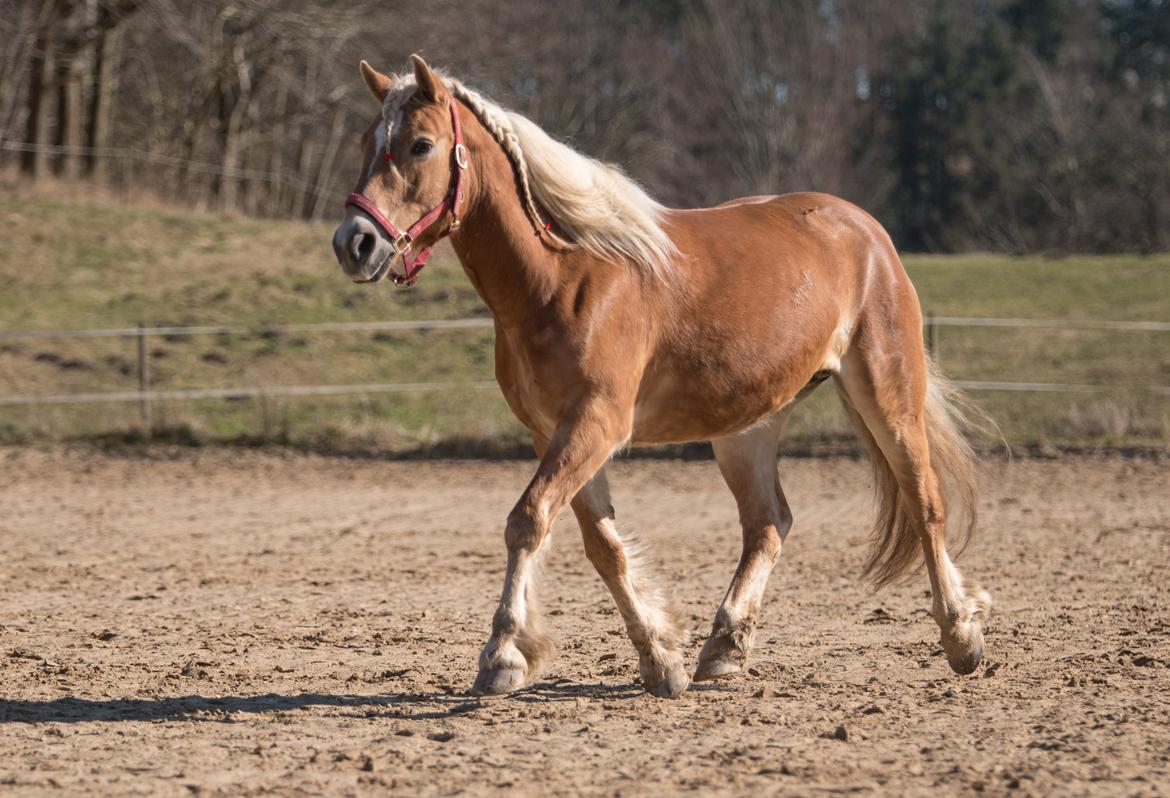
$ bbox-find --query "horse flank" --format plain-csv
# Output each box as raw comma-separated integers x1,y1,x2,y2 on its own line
378,68,677,279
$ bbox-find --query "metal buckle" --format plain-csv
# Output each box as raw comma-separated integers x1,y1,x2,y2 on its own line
454,143,468,170
393,232,413,254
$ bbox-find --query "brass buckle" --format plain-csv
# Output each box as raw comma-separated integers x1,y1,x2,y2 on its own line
393,232,413,254
454,143,468,170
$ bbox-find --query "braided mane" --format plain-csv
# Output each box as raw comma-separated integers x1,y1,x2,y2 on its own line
380,70,676,279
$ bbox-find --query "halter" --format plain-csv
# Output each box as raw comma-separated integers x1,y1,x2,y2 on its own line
344,99,468,286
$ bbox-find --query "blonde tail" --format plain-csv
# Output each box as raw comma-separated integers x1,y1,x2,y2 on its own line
846,356,990,587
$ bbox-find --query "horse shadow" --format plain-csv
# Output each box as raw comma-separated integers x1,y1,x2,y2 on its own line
0,679,649,725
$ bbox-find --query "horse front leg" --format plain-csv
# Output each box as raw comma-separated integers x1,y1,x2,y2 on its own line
471,399,631,696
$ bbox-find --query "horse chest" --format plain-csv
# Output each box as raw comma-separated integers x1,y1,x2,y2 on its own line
494,331,566,436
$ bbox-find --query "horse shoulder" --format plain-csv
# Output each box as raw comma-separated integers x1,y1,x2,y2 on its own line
493,259,651,430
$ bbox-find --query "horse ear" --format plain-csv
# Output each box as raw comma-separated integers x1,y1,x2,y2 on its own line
410,53,448,104
360,60,393,103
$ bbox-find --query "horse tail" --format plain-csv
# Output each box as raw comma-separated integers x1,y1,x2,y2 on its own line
843,356,988,588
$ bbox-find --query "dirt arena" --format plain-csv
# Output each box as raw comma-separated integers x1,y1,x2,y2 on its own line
1,447,1167,796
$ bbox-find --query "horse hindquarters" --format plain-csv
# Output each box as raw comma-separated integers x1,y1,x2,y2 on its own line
833,270,992,675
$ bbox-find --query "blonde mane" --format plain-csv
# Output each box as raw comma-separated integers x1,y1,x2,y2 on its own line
380,70,676,279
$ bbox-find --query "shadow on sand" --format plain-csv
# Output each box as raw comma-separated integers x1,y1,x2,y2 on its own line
0,679,649,725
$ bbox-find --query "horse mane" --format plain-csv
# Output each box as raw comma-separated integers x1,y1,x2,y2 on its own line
380,69,676,279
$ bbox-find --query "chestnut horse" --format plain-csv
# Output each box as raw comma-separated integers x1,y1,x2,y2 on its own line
331,56,991,698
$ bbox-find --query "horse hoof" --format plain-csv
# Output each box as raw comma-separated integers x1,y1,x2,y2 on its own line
693,656,741,682
471,666,526,696
640,649,689,698
647,670,689,698
942,625,984,675
693,632,746,681
945,638,983,675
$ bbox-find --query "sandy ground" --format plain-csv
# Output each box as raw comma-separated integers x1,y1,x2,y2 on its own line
0,447,1168,796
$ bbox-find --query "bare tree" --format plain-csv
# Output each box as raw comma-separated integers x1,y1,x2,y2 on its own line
1,0,1164,252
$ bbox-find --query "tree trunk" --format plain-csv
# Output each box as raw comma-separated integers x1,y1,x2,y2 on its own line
220,94,249,212
50,56,70,175
266,80,289,217
20,2,58,177
64,56,86,179
84,24,115,179
309,107,347,220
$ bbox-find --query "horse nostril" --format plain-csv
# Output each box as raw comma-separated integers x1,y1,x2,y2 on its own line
351,232,374,264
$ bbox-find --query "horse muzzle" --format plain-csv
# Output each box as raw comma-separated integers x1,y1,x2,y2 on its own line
332,214,393,283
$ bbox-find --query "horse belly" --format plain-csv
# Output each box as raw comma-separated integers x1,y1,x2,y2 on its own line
630,359,811,444
632,300,848,444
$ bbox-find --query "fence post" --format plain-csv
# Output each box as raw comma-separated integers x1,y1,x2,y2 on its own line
925,310,939,362
137,323,151,435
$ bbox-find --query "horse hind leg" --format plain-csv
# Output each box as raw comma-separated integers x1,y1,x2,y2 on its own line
694,412,792,681
835,337,991,674
570,467,690,698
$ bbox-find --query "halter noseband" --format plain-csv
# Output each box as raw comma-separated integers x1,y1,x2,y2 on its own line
344,99,468,286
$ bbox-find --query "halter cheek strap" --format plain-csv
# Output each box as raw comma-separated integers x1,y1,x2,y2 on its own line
344,99,468,286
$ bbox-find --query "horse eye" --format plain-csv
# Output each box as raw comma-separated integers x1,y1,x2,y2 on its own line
411,139,433,157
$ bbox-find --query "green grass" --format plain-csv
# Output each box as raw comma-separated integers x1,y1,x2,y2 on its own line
904,253,1170,321
902,254,1170,448
0,191,1167,452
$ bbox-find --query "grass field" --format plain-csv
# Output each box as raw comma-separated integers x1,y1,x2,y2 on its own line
1,187,1168,452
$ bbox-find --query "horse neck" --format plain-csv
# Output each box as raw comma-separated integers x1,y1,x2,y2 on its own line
448,108,559,325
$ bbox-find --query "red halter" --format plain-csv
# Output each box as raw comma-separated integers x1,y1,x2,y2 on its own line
344,99,468,286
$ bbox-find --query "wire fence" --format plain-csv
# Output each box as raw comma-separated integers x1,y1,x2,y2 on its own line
921,314,1170,396
0,318,494,341
924,315,1170,333
1,316,1168,418
0,382,500,407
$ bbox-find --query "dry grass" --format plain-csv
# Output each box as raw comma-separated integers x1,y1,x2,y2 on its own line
0,185,1168,452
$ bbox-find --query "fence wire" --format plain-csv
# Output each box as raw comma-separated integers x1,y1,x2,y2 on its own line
0,316,1167,408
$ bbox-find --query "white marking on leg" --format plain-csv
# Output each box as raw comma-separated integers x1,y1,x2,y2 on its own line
729,547,781,615
935,549,991,623
500,535,551,634
940,553,964,610
602,519,683,647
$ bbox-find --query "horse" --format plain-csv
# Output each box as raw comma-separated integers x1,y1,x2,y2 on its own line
331,55,992,698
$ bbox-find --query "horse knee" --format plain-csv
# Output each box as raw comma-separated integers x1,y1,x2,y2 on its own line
505,504,546,551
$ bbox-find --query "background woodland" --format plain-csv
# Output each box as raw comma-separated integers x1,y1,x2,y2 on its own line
2,0,1167,253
